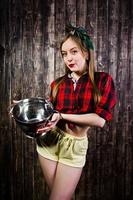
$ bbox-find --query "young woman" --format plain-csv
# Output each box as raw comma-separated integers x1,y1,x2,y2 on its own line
36,24,117,200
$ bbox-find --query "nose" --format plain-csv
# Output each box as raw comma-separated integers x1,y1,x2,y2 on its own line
66,53,73,62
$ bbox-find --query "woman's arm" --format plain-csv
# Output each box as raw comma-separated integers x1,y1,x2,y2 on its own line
61,113,106,128
36,112,105,134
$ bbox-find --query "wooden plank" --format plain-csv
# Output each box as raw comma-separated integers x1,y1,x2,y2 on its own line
0,0,133,200
54,0,66,77
76,0,87,27
66,0,76,24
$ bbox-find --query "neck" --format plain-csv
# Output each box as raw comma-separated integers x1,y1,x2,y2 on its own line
71,71,87,81
71,72,79,81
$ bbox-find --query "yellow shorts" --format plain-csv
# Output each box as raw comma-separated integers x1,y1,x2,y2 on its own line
36,128,88,168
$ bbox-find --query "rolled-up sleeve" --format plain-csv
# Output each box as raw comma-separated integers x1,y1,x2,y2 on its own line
95,74,117,121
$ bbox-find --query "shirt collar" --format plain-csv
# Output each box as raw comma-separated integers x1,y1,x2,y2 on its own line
67,72,88,81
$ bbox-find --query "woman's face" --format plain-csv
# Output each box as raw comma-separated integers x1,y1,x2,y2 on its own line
61,38,88,75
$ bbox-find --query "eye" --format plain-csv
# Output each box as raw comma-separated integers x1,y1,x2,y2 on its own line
61,52,67,57
71,50,78,55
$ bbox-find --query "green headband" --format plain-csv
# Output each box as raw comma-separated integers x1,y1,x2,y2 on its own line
66,24,94,50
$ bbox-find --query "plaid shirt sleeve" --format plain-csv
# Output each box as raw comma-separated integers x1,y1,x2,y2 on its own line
49,77,64,104
95,74,117,121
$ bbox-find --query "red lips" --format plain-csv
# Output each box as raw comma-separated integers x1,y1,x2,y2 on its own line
69,64,75,68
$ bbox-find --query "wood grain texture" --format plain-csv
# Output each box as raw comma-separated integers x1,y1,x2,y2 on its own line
0,0,133,199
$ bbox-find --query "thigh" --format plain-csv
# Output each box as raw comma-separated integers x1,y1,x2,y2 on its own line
38,154,58,189
49,163,83,200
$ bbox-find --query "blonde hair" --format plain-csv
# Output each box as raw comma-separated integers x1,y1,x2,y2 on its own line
51,34,101,105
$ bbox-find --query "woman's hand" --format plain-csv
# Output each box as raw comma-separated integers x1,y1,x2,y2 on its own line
36,112,62,135
12,100,21,104
9,100,21,115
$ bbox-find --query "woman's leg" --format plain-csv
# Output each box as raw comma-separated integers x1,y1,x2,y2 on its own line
38,154,58,189
49,163,83,200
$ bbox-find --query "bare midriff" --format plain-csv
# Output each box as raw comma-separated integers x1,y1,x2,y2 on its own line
61,123,90,137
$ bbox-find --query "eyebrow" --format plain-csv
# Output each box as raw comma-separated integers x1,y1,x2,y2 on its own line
61,47,78,53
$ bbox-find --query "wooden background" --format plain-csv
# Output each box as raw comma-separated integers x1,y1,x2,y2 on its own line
0,0,133,199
